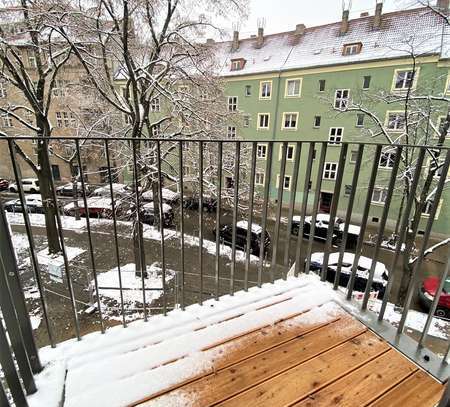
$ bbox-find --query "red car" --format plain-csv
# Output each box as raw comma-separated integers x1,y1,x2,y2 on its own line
419,276,450,319
0,179,9,191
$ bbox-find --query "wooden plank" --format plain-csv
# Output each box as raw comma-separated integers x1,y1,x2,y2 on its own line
139,318,370,406
368,370,444,407
292,350,418,407
216,331,388,407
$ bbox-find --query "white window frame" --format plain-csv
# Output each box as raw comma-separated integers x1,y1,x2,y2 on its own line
334,89,350,110
285,78,302,98
356,113,365,127
421,199,443,219
150,97,161,112
0,82,7,98
276,174,292,191
27,49,36,68
228,96,238,112
1,114,13,128
281,112,299,130
56,111,76,128
123,113,132,125
278,144,295,161
257,113,270,130
52,79,67,97
259,80,272,100
328,127,344,145
255,171,265,186
342,43,361,56
372,187,388,204
385,111,406,132
349,150,359,164
391,68,419,92
243,114,250,128
231,60,242,71
152,123,161,137
257,143,267,160
323,162,338,180
227,125,237,139
379,150,397,170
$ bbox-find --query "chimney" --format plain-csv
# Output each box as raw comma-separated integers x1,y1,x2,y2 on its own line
232,30,239,51
206,38,215,45
295,23,306,36
437,0,449,11
256,27,264,48
340,9,349,35
373,1,383,30
360,12,369,17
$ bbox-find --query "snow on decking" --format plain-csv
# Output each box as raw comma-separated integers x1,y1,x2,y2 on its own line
28,274,338,407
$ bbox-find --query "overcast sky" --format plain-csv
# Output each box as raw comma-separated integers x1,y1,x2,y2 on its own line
230,0,421,38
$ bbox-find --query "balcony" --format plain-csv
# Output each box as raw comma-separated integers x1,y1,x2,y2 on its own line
0,137,449,407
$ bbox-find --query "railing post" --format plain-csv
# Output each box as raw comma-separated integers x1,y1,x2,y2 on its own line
437,378,450,407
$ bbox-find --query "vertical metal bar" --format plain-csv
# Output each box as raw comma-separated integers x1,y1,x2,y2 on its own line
320,143,348,281
156,141,167,315
178,141,185,310
304,142,328,274
198,141,204,305
397,149,450,334
7,139,54,348
258,142,273,286
245,142,257,291
230,141,241,295
215,143,223,300
271,142,288,282
378,148,426,320
334,144,364,290
437,379,450,407
131,139,147,321
0,381,9,407
346,144,382,300
361,146,402,310
43,139,81,340
294,142,315,276
283,142,302,270
75,139,104,333
0,318,28,407
104,140,126,327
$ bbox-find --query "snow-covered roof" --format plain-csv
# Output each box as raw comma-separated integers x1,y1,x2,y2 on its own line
236,220,262,234
212,7,448,77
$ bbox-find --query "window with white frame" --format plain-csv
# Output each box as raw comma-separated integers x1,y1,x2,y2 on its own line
276,174,292,190
258,113,270,129
257,144,267,159
386,112,406,131
285,79,302,97
379,151,396,169
52,79,67,97
372,187,388,204
228,96,238,112
0,82,7,98
255,171,265,186
279,144,295,160
282,112,298,130
260,81,272,99
328,127,343,145
227,126,237,139
356,113,365,127
393,69,415,90
342,42,362,56
1,114,13,127
323,162,338,180
243,115,250,127
27,49,36,68
152,123,161,137
349,150,359,163
150,97,160,112
56,111,76,128
334,89,349,110
123,113,132,125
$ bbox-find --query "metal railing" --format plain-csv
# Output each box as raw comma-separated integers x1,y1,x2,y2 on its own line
0,136,450,405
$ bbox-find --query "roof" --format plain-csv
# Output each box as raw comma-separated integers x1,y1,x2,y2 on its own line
211,7,449,77
236,220,263,234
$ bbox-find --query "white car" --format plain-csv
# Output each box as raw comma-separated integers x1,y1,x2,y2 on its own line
309,252,389,298
141,188,180,204
4,194,44,213
9,178,40,193
92,183,128,197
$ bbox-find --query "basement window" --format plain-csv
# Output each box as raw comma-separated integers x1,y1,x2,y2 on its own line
343,42,362,56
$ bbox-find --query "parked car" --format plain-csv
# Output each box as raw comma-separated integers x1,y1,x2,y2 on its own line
142,188,180,205
64,196,125,218
309,252,389,299
133,202,174,226
419,276,450,319
3,194,45,214
214,221,271,256
0,179,9,191
56,182,93,197
184,195,217,212
92,183,129,197
9,178,40,193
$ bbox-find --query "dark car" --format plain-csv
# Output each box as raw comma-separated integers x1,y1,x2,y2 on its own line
215,221,271,256
56,182,93,197
183,195,217,212
3,194,45,214
419,276,450,319
0,179,9,191
139,202,174,227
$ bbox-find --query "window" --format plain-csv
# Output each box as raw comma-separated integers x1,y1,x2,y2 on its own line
379,151,396,169
257,113,270,129
27,49,36,68
0,82,7,98
323,162,338,180
334,89,349,110
356,113,365,127
422,200,434,216
328,127,343,145
319,79,326,92
445,73,450,95
1,114,13,127
52,79,67,97
393,69,416,91
363,76,371,89
285,78,302,97
150,97,160,112
228,96,238,112
372,187,388,204
123,113,132,125
344,185,352,196
230,58,246,71
349,150,359,163
386,112,405,131
282,112,298,130
56,111,76,128
245,85,251,96
279,144,295,161
343,42,362,56
225,176,234,189
259,81,272,99
182,166,191,176
276,174,291,190
314,116,321,128
51,165,61,181
152,123,161,137
243,115,250,127
257,144,267,159
255,171,265,186
227,126,237,139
